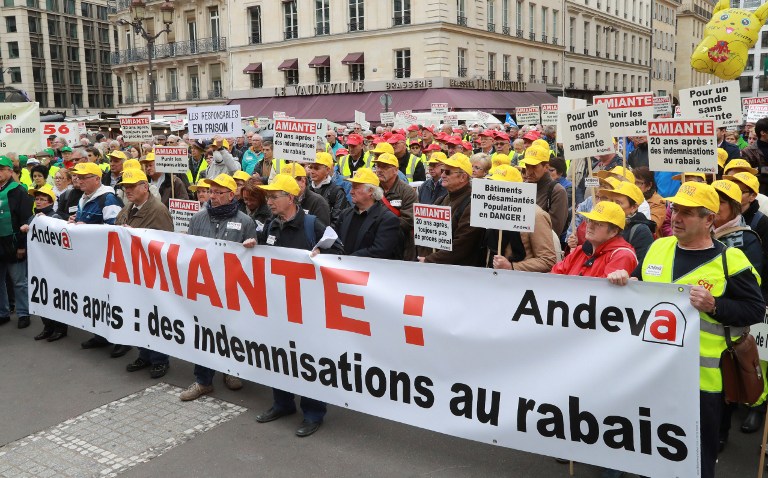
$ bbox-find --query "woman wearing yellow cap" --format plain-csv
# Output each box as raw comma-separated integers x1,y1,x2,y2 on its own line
600,181,656,265
711,180,763,271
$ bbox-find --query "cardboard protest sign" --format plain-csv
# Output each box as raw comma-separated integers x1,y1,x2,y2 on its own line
470,179,537,232
168,199,200,233
413,204,452,251
741,96,768,118
557,97,587,137
41,122,80,147
119,116,152,142
540,104,558,126
560,104,615,160
592,92,654,136
273,119,325,163
647,119,717,174
0,102,41,155
747,105,768,123
188,105,241,140
153,146,189,174
169,118,185,132
380,112,395,125
515,106,540,126
653,96,672,116
431,103,449,116
679,81,741,127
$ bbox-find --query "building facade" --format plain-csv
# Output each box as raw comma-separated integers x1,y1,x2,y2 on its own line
563,0,652,100
1,0,117,114
674,0,717,98
108,0,230,114
651,0,678,98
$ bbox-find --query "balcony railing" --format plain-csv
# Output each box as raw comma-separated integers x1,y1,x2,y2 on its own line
208,89,224,99
186,90,201,100
595,84,600,90
502,26,510,34
284,28,298,40
458,68,467,78
569,46,575,52
529,31,535,41
393,14,411,26
552,37,558,45
107,0,131,14
249,34,262,45
394,68,410,78
530,74,536,82
349,20,364,32
488,71,496,80
596,51,601,56
487,23,495,32
457,15,468,26
166,91,179,102
569,82,575,88
145,93,158,102
584,83,589,90
583,48,589,54
553,77,559,85
503,72,510,81
542,75,548,84
516,29,523,38
315,24,330,36
541,34,547,43
123,95,135,104
111,37,228,65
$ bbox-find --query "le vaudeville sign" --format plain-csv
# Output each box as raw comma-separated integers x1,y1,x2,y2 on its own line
272,79,528,96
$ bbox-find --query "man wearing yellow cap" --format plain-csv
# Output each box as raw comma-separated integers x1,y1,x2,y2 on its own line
254,173,342,437
280,163,331,227
307,152,348,229
417,152,446,205
179,173,258,402
114,169,174,379
103,150,127,188
140,153,189,208
608,182,764,478
417,153,484,266
373,152,418,260
203,135,241,179
522,146,568,237
336,168,402,258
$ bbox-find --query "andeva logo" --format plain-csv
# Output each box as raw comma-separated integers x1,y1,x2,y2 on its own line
642,302,686,347
29,224,72,250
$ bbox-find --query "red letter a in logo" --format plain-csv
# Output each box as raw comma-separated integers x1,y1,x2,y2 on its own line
650,310,676,341
642,303,686,347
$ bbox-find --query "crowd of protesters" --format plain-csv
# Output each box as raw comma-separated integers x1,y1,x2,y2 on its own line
1,116,767,478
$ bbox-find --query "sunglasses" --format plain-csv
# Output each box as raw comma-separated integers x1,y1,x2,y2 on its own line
441,169,458,176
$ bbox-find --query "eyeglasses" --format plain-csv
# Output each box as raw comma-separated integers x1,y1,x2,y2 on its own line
441,169,458,176
265,193,289,201
210,190,231,196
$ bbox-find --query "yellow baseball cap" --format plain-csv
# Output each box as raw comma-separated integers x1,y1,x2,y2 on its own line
712,179,742,203
203,173,237,192
258,173,300,196
520,147,550,167
28,183,56,202
345,167,380,187
280,163,307,177
123,158,141,170
427,152,447,165
440,153,472,176
71,162,103,177
107,150,127,161
188,179,210,193
488,164,522,182
491,153,511,167
665,181,720,213
600,180,644,206
579,200,626,230
232,170,251,182
717,148,728,169
532,139,551,151
372,142,395,154
141,152,155,162
671,172,707,182
598,176,620,190
724,171,759,194
373,152,399,168
596,166,635,183
724,159,758,175
117,168,148,185
315,152,334,169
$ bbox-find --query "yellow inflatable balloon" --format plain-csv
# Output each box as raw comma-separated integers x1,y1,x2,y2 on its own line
691,0,768,80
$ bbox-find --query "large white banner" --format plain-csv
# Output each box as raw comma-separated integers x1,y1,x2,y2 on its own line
0,102,41,155
27,216,701,478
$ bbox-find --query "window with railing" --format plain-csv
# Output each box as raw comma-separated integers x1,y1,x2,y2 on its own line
394,0,411,25
487,0,495,28
249,6,262,44
349,0,364,31
458,48,466,77
488,52,496,79
528,3,535,34
502,0,509,30
316,0,330,35
541,7,547,39
395,48,410,78
517,57,524,80
503,54,510,81
350,63,364,81
284,0,298,40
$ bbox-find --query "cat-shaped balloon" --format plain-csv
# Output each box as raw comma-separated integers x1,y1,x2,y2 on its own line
691,0,768,80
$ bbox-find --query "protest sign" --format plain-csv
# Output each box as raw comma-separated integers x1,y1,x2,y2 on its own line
593,92,654,136
273,119,325,163
380,112,395,125
394,111,418,129
354,110,370,130
540,104,558,126
747,105,768,123
119,116,153,142
188,105,241,140
679,81,741,128
444,114,459,127
647,119,717,174
515,106,540,126
653,96,672,116
470,179,537,232
674,106,681,118
476,111,491,123
168,199,200,233
560,104,615,160
170,118,185,132
413,204,452,251
41,122,80,147
27,215,701,478
431,103,449,116
750,318,768,361
741,96,768,118
153,146,189,174
273,111,286,120
557,97,587,138
0,103,41,155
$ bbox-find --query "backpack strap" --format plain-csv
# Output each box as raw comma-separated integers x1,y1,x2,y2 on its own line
304,214,317,249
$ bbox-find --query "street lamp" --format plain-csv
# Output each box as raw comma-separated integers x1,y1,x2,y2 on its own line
119,0,175,119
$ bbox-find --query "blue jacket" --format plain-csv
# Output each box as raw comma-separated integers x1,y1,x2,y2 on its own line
241,148,263,175
76,185,123,225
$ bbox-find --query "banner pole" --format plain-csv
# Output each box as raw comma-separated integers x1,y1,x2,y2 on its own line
569,461,574,476
570,160,577,234
622,136,627,172
757,405,768,478
497,230,503,260
171,172,175,200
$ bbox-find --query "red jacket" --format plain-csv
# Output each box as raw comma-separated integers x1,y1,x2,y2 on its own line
551,235,637,278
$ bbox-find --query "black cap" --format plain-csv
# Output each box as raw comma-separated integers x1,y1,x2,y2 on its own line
192,139,207,150
95,133,105,140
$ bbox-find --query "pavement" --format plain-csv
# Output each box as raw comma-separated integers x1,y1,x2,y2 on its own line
0,316,762,478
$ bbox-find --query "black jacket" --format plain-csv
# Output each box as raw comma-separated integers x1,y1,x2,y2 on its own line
299,189,331,227
0,181,33,262
719,140,741,161
56,187,84,220
627,142,649,169
743,200,768,301
259,207,343,253
623,213,656,266
310,180,348,229
336,202,402,259
238,200,272,227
